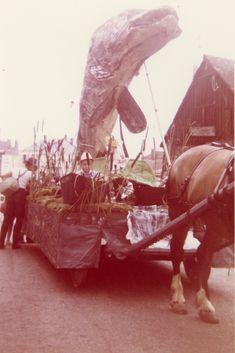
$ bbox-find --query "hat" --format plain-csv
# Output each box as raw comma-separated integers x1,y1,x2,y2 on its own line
80,152,93,162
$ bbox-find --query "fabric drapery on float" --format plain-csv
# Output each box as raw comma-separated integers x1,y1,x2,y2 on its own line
24,190,234,271
25,203,102,269
101,212,130,258
24,202,130,269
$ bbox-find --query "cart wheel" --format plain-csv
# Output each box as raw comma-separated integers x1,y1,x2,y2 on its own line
183,257,198,285
70,269,88,287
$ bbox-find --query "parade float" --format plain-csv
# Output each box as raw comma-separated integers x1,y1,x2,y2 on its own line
23,7,234,287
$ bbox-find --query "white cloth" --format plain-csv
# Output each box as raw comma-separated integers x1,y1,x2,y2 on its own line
126,205,170,247
12,168,32,190
126,205,200,250
120,181,134,199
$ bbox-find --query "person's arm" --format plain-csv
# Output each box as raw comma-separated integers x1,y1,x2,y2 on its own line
0,172,12,180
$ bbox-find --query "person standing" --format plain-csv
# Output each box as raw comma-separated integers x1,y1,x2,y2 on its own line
0,157,36,249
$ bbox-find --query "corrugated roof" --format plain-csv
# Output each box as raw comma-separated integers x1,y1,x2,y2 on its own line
204,55,234,91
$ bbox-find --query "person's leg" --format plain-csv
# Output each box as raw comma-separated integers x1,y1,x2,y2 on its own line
12,216,24,249
0,197,15,248
12,190,27,249
17,231,25,243
6,220,14,245
0,215,14,248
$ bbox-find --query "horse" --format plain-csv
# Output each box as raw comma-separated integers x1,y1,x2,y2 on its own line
166,143,234,324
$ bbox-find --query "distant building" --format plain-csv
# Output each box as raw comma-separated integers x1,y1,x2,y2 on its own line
0,139,21,174
163,55,234,161
143,149,164,177
0,137,77,176
0,139,18,155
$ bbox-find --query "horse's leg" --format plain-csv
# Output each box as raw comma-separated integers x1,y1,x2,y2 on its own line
195,227,219,324
170,225,188,314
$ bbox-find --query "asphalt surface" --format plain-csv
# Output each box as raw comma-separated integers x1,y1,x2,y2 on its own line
0,244,234,353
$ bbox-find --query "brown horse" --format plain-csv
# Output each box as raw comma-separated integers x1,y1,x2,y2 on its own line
167,143,234,324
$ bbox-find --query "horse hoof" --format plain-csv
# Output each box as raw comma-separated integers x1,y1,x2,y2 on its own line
170,302,188,315
199,311,219,324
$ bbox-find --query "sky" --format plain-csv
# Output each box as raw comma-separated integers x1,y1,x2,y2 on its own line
0,0,234,157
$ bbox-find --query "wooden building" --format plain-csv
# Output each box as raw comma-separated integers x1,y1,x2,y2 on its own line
164,55,234,160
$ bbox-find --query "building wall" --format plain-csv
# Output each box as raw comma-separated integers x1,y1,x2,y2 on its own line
1,154,24,174
166,60,234,161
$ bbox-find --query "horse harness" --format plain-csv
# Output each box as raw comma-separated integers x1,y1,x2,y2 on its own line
214,150,235,194
170,145,234,209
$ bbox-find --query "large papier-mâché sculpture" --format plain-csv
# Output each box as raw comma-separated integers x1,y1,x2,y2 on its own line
77,7,181,156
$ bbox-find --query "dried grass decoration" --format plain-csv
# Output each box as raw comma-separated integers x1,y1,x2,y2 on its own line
28,186,71,214
26,131,134,216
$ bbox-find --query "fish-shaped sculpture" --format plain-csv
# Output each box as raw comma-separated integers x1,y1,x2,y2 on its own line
77,6,181,156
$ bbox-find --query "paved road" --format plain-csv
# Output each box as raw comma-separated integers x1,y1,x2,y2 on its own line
0,244,234,353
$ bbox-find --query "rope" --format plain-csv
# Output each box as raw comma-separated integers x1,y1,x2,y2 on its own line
144,62,171,168
131,126,149,168
119,117,129,158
